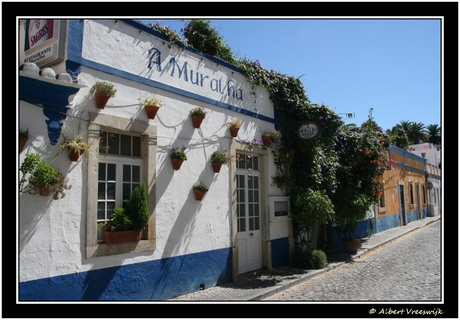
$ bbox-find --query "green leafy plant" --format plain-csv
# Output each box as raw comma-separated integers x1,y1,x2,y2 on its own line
291,187,334,249
100,183,150,232
293,248,327,269
190,107,207,117
170,145,187,161
89,81,117,97
54,134,90,160
19,153,71,199
210,150,231,164
181,20,236,64
143,97,164,107
149,21,188,48
192,180,209,192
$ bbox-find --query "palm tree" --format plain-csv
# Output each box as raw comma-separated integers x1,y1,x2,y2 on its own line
407,122,427,144
426,124,441,145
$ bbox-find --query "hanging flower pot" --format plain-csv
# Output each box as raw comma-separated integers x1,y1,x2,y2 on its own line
19,128,30,153
170,146,187,171
19,137,28,153
191,115,204,129
171,158,184,170
68,147,85,161
90,81,116,109
145,105,161,119
143,97,164,119
229,126,240,138
212,162,223,173
95,93,111,109
193,189,207,201
193,181,209,201
190,107,207,129
261,134,271,145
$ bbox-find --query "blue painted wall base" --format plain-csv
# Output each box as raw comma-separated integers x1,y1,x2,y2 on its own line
20,248,232,301
271,237,290,268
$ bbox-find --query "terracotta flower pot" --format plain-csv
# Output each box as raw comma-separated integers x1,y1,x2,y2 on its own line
68,148,84,161
191,115,204,129
229,126,240,138
193,189,207,201
343,240,361,254
212,162,223,173
95,93,111,109
19,137,28,153
171,158,184,170
145,105,161,119
262,134,271,145
38,183,51,197
103,230,142,244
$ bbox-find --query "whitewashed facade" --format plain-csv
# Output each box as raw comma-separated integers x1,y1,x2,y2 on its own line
18,19,293,301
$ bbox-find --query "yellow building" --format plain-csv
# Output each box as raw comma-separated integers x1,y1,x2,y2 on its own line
375,145,429,232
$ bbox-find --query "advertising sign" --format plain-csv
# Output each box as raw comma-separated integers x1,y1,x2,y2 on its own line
298,121,319,140
22,19,66,67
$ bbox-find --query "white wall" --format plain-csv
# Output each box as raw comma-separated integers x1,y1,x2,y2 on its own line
19,19,284,282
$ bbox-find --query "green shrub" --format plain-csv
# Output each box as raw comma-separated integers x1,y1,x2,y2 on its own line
293,247,327,269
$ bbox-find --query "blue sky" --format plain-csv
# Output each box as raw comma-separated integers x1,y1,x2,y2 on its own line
142,18,441,132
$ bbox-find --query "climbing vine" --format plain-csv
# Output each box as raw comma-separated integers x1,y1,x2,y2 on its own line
150,19,390,248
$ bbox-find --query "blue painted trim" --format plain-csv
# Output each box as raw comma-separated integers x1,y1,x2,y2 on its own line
20,248,232,301
66,19,275,124
19,76,79,145
271,237,290,268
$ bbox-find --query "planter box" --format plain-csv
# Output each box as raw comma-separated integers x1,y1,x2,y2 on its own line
103,230,142,244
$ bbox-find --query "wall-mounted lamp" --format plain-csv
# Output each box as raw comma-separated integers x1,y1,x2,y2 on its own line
279,148,295,164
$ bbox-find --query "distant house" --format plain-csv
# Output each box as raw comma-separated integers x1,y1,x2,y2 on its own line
19,19,293,301
374,145,431,232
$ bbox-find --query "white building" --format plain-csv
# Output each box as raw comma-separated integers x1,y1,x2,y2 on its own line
18,19,293,301
408,142,442,217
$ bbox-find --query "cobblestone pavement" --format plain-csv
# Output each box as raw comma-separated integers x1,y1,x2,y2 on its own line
265,220,441,301
170,216,441,301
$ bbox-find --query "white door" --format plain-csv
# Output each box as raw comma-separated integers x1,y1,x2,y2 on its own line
236,153,262,274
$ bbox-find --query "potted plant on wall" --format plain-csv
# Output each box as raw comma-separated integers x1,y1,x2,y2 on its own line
170,145,187,170
227,118,242,137
19,128,30,153
19,153,71,199
143,97,164,120
210,150,231,173
192,180,209,201
54,134,90,162
190,107,207,129
272,174,286,188
99,183,150,244
261,129,281,146
89,81,117,109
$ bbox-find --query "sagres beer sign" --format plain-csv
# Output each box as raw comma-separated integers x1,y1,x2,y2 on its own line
22,20,66,67
298,122,319,140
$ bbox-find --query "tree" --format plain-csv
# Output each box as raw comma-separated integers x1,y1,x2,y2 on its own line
407,121,427,144
426,124,441,145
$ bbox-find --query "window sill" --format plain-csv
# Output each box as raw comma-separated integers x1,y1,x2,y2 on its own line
87,239,155,258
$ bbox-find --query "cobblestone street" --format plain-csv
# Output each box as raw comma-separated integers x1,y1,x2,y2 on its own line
264,221,441,301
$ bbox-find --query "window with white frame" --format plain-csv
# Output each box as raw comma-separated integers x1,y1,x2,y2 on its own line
97,131,143,236
85,113,157,258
